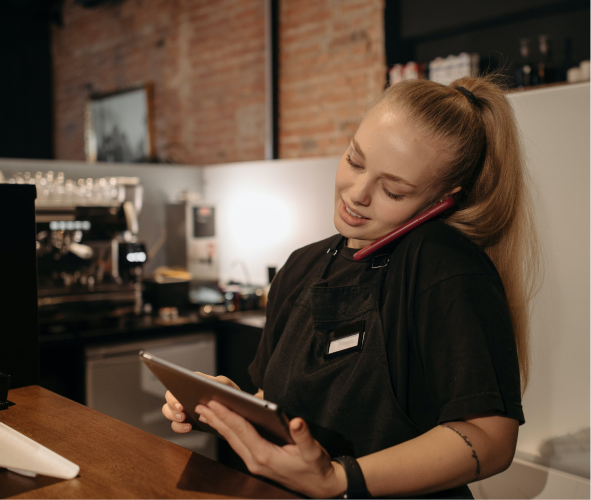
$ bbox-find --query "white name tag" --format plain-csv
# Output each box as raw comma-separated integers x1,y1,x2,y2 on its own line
327,333,360,354
323,320,365,359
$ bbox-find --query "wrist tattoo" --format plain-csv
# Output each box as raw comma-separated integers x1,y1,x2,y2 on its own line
444,426,481,479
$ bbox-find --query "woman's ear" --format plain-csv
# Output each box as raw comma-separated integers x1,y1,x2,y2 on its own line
445,186,462,199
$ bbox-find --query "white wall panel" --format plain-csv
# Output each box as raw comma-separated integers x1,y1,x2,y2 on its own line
202,157,340,285
507,82,590,477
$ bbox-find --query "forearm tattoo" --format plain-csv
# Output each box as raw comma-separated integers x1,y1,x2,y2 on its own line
443,426,481,479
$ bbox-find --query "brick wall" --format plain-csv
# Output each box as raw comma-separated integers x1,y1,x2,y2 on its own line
52,0,266,164
51,0,385,164
279,0,386,158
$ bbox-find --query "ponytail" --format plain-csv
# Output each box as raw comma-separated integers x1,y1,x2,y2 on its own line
377,75,541,391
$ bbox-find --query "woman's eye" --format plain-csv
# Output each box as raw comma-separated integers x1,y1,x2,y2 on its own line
382,186,404,201
346,153,404,201
346,154,363,170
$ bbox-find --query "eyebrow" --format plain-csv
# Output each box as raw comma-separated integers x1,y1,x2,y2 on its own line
382,172,417,189
350,138,418,189
351,138,366,160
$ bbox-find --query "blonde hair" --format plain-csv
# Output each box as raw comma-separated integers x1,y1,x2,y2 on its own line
376,75,541,392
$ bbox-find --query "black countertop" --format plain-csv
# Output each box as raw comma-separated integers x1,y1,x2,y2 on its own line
38,307,266,344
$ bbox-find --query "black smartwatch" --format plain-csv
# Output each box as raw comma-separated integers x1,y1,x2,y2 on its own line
333,456,370,499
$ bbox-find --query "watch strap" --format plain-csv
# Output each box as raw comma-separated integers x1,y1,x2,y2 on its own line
333,455,370,499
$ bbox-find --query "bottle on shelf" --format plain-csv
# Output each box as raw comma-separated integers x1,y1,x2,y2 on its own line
470,53,480,78
427,53,478,85
428,57,444,84
401,62,424,81
515,38,533,88
388,62,425,85
389,64,403,85
537,35,555,85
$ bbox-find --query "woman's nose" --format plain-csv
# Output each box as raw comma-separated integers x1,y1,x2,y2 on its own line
349,176,371,206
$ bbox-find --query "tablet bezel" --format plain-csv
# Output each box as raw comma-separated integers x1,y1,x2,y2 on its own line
139,351,294,446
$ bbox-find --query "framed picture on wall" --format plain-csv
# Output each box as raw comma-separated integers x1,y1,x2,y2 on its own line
85,84,155,163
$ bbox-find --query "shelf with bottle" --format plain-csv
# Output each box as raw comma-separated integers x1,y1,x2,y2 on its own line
515,35,550,87
389,34,590,91
389,52,479,86
515,35,589,89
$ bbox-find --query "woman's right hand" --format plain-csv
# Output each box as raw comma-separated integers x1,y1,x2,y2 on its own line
161,372,241,433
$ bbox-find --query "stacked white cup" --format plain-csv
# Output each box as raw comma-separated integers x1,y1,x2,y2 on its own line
567,60,590,83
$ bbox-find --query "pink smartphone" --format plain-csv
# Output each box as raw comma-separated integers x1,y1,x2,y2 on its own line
353,197,455,261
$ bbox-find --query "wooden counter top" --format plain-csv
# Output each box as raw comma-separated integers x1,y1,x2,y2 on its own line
0,386,299,499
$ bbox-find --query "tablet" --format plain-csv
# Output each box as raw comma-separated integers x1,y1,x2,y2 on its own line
139,351,294,446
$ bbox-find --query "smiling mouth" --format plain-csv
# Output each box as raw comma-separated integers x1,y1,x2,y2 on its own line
342,200,369,219
345,205,365,219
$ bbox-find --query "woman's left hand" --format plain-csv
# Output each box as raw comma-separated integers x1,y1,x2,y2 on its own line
196,401,346,498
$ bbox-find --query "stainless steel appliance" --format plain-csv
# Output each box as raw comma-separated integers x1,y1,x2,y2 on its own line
85,333,217,460
166,195,218,282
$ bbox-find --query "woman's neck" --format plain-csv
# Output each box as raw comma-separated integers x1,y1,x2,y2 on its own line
345,237,374,249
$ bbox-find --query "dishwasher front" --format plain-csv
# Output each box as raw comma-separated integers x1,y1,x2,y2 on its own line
85,332,217,460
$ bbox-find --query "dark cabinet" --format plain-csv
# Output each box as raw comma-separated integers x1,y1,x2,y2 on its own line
0,184,40,389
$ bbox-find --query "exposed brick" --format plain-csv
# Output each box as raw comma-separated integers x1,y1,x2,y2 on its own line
279,0,386,158
52,0,266,164
52,0,385,163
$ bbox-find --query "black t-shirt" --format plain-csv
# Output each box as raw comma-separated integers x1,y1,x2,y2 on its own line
249,220,524,432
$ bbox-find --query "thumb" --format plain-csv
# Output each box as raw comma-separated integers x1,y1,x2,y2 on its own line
289,418,318,460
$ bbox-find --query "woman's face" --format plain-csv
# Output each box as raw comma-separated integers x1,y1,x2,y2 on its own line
334,103,454,249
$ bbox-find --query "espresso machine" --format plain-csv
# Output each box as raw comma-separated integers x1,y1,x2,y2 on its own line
16,172,148,318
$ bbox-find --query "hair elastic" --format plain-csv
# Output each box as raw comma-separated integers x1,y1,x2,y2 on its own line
454,86,477,105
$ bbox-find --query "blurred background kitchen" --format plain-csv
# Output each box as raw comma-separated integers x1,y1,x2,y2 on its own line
0,0,589,497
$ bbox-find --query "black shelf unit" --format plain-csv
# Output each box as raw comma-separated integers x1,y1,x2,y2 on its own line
385,0,590,86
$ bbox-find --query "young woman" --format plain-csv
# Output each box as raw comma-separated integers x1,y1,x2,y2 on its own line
163,75,540,498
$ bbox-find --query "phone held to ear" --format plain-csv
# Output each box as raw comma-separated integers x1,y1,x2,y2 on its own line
353,197,455,261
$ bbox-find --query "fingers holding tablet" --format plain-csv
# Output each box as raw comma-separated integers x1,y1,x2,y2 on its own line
165,389,183,412
196,401,270,468
161,373,241,434
195,372,241,391
143,351,292,446
162,390,192,433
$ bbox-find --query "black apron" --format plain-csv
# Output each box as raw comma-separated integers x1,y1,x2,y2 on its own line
264,235,473,499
